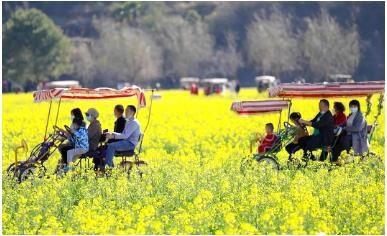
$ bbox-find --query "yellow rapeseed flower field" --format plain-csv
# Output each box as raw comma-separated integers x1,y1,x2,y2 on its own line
2,89,385,234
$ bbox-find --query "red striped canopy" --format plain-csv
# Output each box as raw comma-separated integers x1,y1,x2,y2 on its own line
269,81,385,98
33,86,146,107
231,100,290,115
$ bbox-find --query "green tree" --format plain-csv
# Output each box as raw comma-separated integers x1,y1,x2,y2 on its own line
3,9,72,84
109,2,146,26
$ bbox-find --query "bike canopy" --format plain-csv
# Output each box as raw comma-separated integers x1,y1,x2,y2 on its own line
231,100,290,115
33,86,146,107
32,85,149,140
269,81,385,98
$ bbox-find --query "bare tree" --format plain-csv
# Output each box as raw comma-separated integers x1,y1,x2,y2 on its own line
201,32,242,77
153,16,214,78
301,10,360,82
246,9,299,76
71,40,95,86
92,19,162,85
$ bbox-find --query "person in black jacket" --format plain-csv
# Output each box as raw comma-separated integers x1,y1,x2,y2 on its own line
100,104,126,143
113,104,126,133
298,99,335,161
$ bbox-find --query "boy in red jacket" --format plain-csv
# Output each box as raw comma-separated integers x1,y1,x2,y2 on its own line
257,123,278,153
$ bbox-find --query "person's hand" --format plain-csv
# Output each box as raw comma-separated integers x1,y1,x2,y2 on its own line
63,131,71,138
105,133,114,140
256,132,264,142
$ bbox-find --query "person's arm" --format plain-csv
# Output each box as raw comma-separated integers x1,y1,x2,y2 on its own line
299,113,319,126
112,121,138,140
311,113,333,129
310,113,319,123
346,113,365,132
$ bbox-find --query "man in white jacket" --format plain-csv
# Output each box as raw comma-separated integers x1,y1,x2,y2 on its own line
104,105,141,168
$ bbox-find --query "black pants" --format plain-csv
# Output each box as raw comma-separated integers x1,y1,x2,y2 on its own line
331,135,351,162
299,135,322,151
58,143,74,165
285,143,302,156
298,135,327,161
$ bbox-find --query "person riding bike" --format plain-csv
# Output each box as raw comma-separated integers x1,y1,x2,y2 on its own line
104,105,141,168
285,112,309,160
298,99,335,161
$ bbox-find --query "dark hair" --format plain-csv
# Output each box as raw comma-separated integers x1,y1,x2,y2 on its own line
320,99,330,108
349,100,361,111
127,105,137,115
71,108,84,120
72,117,84,127
265,123,274,131
289,112,302,121
115,104,124,114
333,102,345,113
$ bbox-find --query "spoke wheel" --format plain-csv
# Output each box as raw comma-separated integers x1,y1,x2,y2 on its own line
18,165,46,183
256,155,280,171
287,157,308,170
6,162,23,180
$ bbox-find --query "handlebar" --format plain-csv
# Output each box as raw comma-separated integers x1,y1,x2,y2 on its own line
64,125,72,133
52,125,68,138
283,121,292,129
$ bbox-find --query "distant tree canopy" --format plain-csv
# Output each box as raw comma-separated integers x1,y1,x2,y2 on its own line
3,8,72,84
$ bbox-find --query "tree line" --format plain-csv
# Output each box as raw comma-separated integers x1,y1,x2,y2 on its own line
2,2,383,89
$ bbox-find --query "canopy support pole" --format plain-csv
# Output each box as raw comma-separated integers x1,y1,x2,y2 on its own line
365,94,373,118
277,110,282,132
143,89,154,135
135,104,139,119
54,97,62,126
287,100,292,122
369,93,384,143
44,99,53,141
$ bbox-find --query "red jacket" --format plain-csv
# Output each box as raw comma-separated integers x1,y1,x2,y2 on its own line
333,112,347,126
258,134,277,153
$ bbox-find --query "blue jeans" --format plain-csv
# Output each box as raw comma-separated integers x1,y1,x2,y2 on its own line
105,139,135,167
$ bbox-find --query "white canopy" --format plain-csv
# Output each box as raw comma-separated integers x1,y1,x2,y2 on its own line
180,77,200,83
201,78,229,84
255,75,276,83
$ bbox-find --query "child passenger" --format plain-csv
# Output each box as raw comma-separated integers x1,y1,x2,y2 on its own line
257,123,278,153
285,112,309,159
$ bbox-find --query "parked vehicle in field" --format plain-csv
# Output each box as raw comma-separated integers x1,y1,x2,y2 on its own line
328,74,353,83
256,75,278,93
45,80,81,89
202,78,229,96
180,77,200,90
